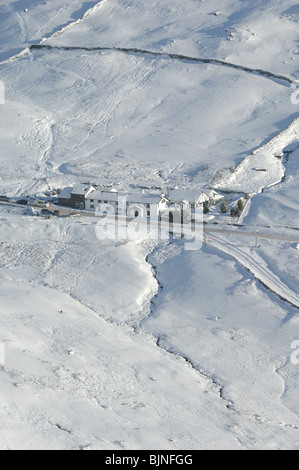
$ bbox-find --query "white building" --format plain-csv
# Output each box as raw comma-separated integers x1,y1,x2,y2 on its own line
85,186,223,220
86,190,168,218
167,189,209,213
126,193,168,219
86,188,118,212
167,188,223,208
202,189,224,204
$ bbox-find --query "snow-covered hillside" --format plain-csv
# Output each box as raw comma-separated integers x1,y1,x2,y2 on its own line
0,0,298,450
0,0,298,196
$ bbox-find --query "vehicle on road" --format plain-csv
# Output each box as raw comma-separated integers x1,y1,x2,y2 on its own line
17,199,28,205
34,199,50,208
40,209,53,216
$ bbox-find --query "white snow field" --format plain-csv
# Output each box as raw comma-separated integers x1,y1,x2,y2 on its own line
0,0,298,450
0,0,299,197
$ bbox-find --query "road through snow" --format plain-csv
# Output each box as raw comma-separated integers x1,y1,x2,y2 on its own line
209,233,299,310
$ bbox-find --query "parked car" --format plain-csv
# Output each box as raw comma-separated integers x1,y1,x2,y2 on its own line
0,196,10,202
34,199,50,208
16,199,28,205
40,209,53,216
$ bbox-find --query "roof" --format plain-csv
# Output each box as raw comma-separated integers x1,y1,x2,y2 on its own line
167,189,205,203
127,193,165,204
71,184,95,197
101,191,121,202
87,189,120,202
59,187,72,199
86,190,166,204
203,189,223,200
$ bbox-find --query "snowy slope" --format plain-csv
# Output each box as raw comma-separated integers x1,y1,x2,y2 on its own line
144,241,299,447
0,1,101,62
0,0,298,196
1,47,293,196
0,209,298,449
45,0,299,77
0,0,298,450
